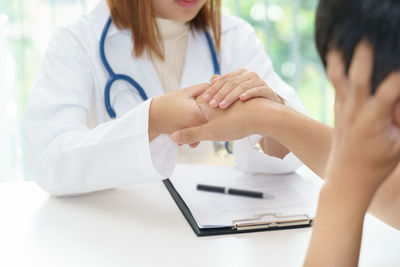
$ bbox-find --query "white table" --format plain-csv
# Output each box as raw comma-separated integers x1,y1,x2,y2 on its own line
1,165,399,267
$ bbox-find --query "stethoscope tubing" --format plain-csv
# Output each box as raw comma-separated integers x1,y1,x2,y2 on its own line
100,17,149,118
204,30,220,75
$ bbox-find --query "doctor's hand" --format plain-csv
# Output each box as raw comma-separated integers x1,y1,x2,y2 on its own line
149,83,209,142
203,68,284,109
324,42,400,198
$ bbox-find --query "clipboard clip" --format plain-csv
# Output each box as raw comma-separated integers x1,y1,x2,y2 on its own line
232,213,311,231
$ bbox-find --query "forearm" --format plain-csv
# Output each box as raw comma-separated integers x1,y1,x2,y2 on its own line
26,100,163,196
304,179,371,267
254,103,400,229
148,96,182,141
255,103,332,176
149,98,162,141
259,136,290,159
368,166,400,229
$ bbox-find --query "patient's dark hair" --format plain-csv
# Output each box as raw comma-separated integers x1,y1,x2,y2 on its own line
315,0,400,93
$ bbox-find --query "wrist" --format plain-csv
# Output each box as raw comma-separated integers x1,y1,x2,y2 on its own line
323,168,378,213
325,157,383,199
253,100,289,138
318,184,370,223
149,97,165,141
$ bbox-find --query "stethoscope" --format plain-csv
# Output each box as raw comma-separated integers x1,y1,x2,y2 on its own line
100,17,232,154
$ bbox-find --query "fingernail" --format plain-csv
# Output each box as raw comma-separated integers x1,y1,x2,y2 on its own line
203,94,212,101
209,99,218,107
240,93,247,100
219,100,227,108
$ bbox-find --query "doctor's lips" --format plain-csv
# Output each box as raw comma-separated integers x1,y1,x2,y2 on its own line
176,0,199,8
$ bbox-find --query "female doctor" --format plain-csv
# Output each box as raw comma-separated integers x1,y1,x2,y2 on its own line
23,0,305,196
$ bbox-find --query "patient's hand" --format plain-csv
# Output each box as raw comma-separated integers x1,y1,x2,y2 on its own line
202,68,284,109
324,44,400,193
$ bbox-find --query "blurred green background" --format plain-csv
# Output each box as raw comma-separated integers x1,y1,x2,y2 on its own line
0,0,334,182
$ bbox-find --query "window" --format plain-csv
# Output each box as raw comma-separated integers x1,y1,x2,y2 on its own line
223,0,333,123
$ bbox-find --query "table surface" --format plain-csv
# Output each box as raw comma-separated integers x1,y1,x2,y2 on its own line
1,165,399,267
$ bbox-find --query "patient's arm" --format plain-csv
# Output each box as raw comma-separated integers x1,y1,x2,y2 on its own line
173,89,400,230
304,44,400,267
259,136,290,159
177,94,332,175
255,104,332,175
259,101,400,231
369,165,400,228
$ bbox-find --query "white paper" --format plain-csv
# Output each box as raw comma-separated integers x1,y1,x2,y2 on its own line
170,164,322,228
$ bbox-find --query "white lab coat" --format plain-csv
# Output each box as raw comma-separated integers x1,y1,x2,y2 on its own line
24,1,306,196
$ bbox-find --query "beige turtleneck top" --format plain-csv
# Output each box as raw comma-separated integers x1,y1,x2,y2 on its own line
152,18,189,93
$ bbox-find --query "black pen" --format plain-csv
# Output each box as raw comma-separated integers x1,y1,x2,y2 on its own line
196,184,264,199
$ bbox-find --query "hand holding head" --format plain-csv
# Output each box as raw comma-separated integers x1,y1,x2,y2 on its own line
325,41,400,195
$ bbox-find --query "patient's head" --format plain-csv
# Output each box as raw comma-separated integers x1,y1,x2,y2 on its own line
315,0,400,93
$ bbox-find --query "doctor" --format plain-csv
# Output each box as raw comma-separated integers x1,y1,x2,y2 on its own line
24,0,305,196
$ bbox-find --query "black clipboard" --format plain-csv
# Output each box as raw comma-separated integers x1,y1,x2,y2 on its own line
163,179,313,237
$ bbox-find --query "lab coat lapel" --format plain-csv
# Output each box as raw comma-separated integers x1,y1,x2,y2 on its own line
135,53,165,98
180,30,215,89
106,34,164,99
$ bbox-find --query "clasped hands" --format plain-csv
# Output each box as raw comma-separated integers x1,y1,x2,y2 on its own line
148,68,287,156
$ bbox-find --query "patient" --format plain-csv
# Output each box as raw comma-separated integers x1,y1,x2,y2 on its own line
173,0,400,265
